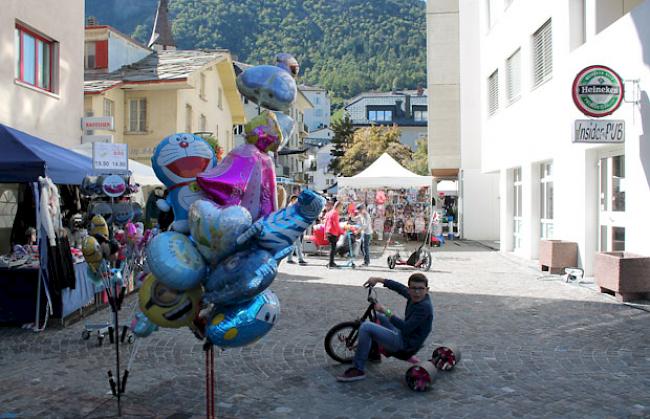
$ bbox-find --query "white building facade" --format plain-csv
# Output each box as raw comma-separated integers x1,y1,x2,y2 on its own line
300,84,331,131
466,0,648,274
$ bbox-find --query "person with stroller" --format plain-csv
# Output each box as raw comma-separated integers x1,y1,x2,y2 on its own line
324,200,343,268
354,204,373,266
286,195,307,265
336,273,433,382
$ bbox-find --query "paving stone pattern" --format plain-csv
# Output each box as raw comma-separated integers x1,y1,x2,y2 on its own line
1,241,649,418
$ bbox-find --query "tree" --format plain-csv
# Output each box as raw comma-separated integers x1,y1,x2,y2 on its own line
338,125,412,177
328,115,354,174
406,136,429,176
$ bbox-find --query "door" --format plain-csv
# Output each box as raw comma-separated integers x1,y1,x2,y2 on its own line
598,152,625,252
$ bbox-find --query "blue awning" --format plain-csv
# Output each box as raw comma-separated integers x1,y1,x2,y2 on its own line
0,124,92,184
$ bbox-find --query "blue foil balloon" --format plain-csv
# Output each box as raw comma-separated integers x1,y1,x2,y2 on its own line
131,311,158,338
188,200,252,264
237,189,325,253
203,246,292,306
273,112,295,151
206,290,280,348
236,65,297,111
145,231,207,290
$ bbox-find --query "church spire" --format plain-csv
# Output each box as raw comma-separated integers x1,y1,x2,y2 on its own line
148,0,176,51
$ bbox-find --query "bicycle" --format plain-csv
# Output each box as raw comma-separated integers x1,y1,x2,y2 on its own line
324,284,461,391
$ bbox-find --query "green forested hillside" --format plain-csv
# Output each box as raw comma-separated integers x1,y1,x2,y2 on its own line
86,0,426,102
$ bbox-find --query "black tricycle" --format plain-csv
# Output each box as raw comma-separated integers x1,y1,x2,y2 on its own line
324,284,460,391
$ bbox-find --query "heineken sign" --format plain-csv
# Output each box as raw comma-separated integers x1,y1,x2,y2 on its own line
572,65,624,117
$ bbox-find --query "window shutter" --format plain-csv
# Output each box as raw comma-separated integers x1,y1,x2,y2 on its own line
95,40,108,69
506,49,521,103
533,19,552,87
488,70,499,116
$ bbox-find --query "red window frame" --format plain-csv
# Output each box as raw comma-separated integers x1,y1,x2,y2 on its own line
16,24,54,92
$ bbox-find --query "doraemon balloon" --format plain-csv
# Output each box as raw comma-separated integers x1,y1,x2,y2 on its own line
236,54,299,111
145,231,206,290
188,200,252,264
203,246,292,307
237,189,325,253
206,289,280,348
151,133,216,233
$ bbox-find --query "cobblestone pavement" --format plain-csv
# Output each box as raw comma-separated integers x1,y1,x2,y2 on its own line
1,241,649,419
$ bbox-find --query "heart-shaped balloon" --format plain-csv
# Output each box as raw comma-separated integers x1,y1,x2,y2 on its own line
188,200,252,264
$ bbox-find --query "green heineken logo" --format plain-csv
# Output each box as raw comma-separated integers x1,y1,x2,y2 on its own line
572,65,624,117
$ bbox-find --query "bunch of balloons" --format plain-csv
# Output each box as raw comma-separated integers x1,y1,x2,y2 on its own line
132,53,325,349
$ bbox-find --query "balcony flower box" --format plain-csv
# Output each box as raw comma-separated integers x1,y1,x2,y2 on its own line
539,240,578,274
595,252,650,302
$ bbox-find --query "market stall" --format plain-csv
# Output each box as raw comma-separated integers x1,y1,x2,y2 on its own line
337,153,433,241
0,124,97,327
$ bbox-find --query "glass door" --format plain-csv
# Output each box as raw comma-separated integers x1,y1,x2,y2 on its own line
598,153,626,252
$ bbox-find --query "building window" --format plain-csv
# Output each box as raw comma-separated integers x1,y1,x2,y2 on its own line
513,167,523,250
532,19,553,88
233,124,244,135
218,87,223,110
487,70,499,116
129,98,147,132
199,114,207,132
15,24,57,92
200,73,206,100
368,109,393,122
413,106,428,121
540,162,553,239
85,42,96,69
506,49,521,104
103,98,114,118
185,105,193,132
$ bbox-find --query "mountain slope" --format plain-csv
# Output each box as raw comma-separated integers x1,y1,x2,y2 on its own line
85,0,427,101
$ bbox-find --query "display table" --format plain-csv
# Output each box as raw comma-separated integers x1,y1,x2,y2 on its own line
0,262,97,326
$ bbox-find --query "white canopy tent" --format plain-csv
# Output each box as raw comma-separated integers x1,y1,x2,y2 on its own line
337,153,432,188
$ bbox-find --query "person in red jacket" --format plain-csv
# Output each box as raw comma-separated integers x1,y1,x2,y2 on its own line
324,200,344,268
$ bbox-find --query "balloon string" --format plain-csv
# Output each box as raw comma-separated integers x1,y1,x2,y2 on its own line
210,346,215,418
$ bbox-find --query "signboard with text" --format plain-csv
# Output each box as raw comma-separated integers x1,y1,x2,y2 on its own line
92,142,129,173
572,65,624,117
573,119,625,143
82,116,114,131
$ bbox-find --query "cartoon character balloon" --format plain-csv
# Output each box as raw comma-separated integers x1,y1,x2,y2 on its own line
151,133,217,233
205,290,280,348
203,246,292,307
145,231,206,290
235,54,299,111
197,112,280,221
138,274,202,328
237,189,325,253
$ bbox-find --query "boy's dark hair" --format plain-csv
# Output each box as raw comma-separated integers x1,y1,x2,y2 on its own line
289,195,298,202
408,273,428,287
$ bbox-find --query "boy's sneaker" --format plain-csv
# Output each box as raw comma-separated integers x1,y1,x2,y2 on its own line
286,260,296,264
298,260,307,265
336,367,366,382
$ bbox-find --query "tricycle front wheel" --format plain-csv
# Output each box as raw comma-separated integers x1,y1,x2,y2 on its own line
324,321,359,364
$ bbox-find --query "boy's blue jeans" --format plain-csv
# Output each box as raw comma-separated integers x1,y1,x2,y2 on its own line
353,313,404,371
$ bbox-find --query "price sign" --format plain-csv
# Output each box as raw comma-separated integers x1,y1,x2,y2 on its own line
92,142,129,174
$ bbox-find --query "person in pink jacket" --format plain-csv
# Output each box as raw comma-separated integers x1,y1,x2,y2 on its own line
324,201,344,268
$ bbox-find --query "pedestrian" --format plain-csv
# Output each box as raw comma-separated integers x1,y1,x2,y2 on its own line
324,200,343,268
355,204,373,266
336,273,434,382
286,195,307,265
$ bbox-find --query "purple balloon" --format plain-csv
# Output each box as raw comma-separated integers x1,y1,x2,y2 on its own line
196,144,277,221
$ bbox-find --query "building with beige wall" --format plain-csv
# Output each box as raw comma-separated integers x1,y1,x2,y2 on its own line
84,49,245,165
277,89,312,184
0,0,84,148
